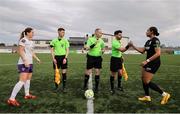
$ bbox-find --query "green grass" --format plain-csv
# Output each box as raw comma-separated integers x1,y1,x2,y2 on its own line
0,53,180,113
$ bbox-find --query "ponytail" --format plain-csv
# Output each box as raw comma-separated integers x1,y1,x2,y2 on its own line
19,27,33,40
20,31,25,40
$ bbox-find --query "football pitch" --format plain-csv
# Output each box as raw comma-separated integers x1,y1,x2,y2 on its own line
0,53,180,113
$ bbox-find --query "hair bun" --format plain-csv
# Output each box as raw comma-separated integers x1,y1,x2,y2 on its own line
156,32,160,36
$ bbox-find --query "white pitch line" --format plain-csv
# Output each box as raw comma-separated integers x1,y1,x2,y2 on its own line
86,73,94,114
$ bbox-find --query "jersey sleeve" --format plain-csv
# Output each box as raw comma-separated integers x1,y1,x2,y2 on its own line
101,40,105,49
86,38,92,47
65,40,70,48
18,39,26,47
153,39,160,48
50,39,55,48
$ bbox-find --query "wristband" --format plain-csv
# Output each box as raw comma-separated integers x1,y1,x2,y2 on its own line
90,44,96,48
125,45,130,49
146,59,150,63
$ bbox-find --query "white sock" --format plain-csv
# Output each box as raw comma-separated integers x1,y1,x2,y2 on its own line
10,81,25,100
24,80,30,96
162,92,167,96
145,96,151,98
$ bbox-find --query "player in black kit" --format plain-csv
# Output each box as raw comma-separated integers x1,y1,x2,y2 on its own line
129,26,170,105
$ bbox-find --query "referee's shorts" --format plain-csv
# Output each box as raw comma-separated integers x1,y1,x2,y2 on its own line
86,54,102,69
53,55,68,69
110,56,123,72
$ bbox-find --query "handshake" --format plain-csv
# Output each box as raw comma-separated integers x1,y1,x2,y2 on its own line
125,41,134,50
127,41,134,47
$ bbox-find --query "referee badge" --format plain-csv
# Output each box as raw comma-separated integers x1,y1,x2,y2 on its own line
61,44,64,48
21,39,26,43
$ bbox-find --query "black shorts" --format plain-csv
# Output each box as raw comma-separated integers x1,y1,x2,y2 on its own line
86,54,102,69
110,56,123,72
143,61,161,74
53,55,68,69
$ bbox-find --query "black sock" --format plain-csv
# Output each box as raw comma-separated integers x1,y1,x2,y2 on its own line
55,83,58,89
118,74,122,88
110,76,114,90
95,75,100,90
148,81,163,94
143,82,149,96
62,73,67,89
84,74,89,89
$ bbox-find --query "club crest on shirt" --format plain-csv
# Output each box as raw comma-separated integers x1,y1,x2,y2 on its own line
21,39,26,43
61,44,64,48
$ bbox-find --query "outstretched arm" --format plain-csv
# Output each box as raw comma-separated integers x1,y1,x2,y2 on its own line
118,45,130,52
129,41,145,54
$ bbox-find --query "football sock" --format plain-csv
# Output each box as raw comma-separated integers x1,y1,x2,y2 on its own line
10,81,25,100
148,81,163,94
62,73,67,89
95,75,100,90
24,80,30,96
84,74,89,89
110,76,114,90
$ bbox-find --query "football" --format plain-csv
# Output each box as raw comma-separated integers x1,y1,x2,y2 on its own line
84,89,94,99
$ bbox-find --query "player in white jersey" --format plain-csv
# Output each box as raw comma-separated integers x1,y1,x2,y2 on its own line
7,27,41,107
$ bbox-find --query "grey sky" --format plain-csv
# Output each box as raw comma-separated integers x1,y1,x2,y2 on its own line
0,0,179,46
